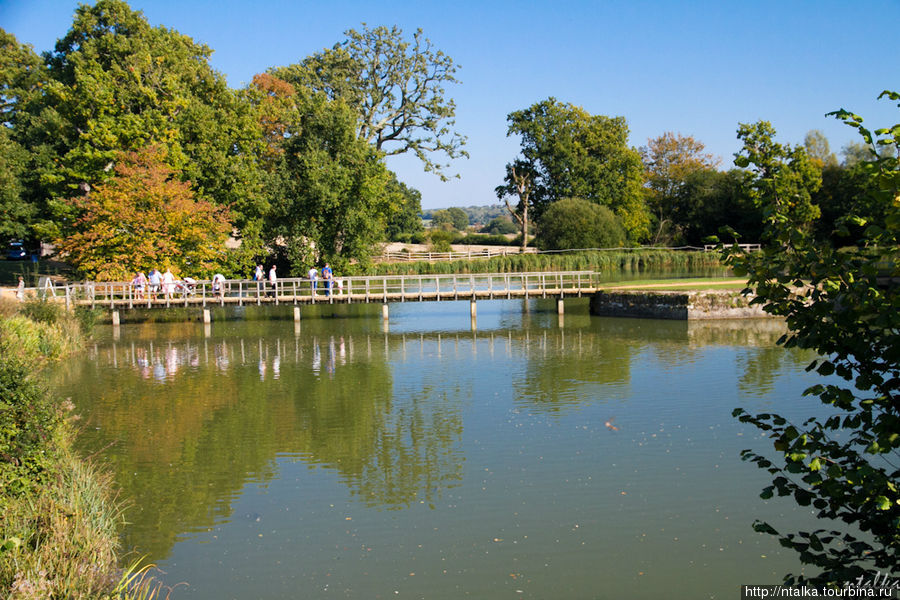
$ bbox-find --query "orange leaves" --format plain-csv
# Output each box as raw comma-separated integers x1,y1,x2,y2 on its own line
56,146,232,280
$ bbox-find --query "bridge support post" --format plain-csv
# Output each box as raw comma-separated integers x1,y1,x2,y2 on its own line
382,303,389,321
470,299,477,319
111,310,120,326
202,308,211,324
557,297,565,315
293,306,301,322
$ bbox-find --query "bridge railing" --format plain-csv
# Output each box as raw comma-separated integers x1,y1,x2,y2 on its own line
50,271,601,308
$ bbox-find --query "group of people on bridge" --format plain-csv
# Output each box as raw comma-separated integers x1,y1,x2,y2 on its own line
305,263,340,296
249,263,341,297
130,267,252,300
127,263,341,300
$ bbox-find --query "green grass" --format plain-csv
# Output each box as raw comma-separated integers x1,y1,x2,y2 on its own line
601,277,748,291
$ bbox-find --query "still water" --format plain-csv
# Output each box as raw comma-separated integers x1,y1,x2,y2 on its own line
51,299,824,599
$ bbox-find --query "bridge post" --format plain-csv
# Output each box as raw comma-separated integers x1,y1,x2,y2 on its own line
293,306,301,322
470,299,477,319
111,310,120,326
202,308,211,324
382,303,389,321
557,297,565,315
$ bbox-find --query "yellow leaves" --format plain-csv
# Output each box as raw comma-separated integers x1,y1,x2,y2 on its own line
57,146,232,279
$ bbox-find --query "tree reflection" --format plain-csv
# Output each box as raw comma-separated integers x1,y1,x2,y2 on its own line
49,316,812,564
54,331,464,561
515,317,807,413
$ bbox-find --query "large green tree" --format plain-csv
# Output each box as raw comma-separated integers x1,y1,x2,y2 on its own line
0,29,50,241
729,92,900,586
272,24,467,180
265,91,394,273
734,121,822,238
499,97,649,242
25,0,265,255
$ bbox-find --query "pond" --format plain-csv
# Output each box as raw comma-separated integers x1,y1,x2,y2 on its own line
51,298,824,599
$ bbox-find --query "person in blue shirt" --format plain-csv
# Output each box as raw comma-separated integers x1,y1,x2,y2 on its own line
322,263,333,296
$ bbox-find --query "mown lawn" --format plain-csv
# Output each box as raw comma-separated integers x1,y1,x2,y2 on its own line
601,277,749,291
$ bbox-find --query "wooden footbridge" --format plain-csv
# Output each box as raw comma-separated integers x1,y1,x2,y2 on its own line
35,271,601,323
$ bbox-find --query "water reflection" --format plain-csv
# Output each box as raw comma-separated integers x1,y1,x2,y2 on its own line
52,311,812,593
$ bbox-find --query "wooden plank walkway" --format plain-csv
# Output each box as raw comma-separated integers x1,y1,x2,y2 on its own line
34,271,601,311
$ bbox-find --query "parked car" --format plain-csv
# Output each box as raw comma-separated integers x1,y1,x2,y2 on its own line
6,241,27,260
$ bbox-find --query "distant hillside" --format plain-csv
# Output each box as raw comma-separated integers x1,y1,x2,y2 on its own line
421,204,507,226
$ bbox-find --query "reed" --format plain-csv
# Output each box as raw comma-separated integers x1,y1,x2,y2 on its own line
366,249,722,276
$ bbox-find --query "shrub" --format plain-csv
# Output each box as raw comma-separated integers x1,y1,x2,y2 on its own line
428,229,454,253
20,298,62,325
482,216,518,235
0,356,61,500
537,198,627,250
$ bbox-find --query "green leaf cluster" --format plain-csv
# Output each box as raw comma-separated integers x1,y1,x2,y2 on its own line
728,93,900,585
264,91,394,274
272,24,467,181
537,197,626,250
500,98,649,243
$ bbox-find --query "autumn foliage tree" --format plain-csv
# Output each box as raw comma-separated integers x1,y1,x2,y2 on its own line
56,146,232,280
640,132,720,244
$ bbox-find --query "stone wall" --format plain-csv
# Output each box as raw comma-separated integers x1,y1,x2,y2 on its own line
589,290,774,320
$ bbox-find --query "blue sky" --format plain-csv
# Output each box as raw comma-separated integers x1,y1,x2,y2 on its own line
3,0,899,209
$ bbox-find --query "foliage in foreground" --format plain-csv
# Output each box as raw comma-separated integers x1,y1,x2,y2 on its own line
728,93,899,585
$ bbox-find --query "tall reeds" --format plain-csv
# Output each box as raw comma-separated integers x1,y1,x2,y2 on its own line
366,249,722,276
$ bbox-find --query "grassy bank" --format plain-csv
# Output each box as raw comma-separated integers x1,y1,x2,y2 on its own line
601,277,749,291
366,249,723,276
0,299,162,599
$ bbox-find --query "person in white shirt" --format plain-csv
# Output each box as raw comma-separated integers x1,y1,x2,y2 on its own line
308,266,318,295
212,273,226,298
268,265,277,297
162,268,176,299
